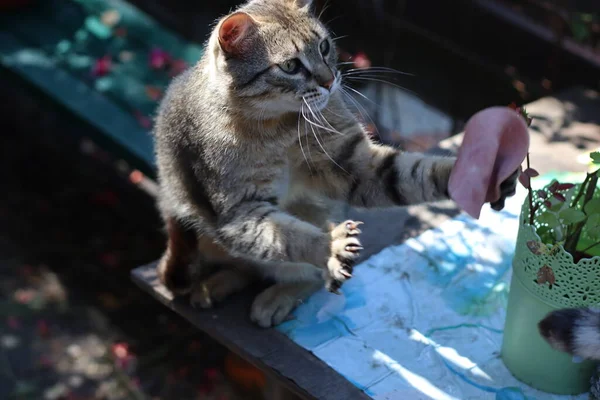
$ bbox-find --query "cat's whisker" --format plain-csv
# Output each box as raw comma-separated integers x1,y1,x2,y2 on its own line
331,35,349,42
336,61,356,67
304,116,313,165
343,66,414,76
339,87,381,139
317,1,331,20
323,15,341,26
302,99,343,136
316,111,339,134
309,104,342,136
302,99,349,174
306,109,342,136
297,104,312,171
340,87,429,152
344,76,418,97
342,84,380,107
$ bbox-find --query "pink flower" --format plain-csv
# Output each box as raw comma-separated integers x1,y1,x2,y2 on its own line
111,342,129,359
14,288,35,304
353,52,371,69
112,342,137,372
149,48,171,70
92,55,112,77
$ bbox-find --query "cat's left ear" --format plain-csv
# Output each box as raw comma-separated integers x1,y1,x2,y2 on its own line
218,12,257,56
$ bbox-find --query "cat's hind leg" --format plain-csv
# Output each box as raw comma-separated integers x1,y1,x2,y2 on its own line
190,267,255,309
157,217,198,295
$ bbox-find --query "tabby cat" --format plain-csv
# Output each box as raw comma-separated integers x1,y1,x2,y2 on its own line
152,0,518,327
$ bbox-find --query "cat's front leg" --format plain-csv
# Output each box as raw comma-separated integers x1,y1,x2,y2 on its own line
216,200,363,289
250,281,323,328
311,130,519,210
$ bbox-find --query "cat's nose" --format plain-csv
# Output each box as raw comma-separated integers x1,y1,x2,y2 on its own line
320,78,334,90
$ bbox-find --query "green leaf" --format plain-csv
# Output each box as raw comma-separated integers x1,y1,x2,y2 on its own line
586,214,600,238
536,225,552,242
559,208,587,224
584,198,600,215
550,201,563,212
591,151,600,165
538,212,560,227
84,16,112,40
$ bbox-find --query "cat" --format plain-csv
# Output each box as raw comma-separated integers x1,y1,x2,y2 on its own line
152,0,519,327
539,307,600,361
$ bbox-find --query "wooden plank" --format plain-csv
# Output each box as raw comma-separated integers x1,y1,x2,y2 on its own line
131,263,372,400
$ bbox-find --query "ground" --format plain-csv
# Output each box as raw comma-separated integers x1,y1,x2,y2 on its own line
0,119,265,400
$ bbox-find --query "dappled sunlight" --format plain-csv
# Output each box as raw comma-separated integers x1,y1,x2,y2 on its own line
409,329,493,384
371,349,459,400
3,48,55,69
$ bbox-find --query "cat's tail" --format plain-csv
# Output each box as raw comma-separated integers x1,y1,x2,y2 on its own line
538,307,600,360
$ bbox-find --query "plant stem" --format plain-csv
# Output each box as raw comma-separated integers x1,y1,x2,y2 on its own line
526,153,534,226
570,174,591,208
565,172,598,254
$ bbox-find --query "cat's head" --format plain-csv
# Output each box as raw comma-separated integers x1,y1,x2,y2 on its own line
211,0,339,118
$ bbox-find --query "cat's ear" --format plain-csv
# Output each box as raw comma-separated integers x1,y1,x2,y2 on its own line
218,12,256,56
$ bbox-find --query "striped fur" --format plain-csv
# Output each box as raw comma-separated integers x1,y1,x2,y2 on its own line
153,0,518,327
539,307,600,360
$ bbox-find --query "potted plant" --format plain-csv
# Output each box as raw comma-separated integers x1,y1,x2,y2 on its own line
501,107,600,395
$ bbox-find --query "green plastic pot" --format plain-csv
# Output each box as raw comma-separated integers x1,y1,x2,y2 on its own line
502,194,600,395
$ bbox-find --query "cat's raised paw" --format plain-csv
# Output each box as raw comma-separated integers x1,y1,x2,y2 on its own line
491,168,520,211
326,220,363,294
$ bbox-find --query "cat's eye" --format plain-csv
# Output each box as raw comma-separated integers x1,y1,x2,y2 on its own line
319,39,330,56
279,58,301,74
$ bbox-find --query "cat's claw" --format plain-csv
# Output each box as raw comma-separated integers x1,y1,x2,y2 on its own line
326,220,363,293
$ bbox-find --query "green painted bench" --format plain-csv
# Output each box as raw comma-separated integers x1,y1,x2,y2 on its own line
0,0,203,175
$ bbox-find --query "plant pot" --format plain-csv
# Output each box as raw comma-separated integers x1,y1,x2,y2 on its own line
502,198,600,394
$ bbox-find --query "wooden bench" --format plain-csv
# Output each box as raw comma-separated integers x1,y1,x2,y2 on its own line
0,0,203,176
